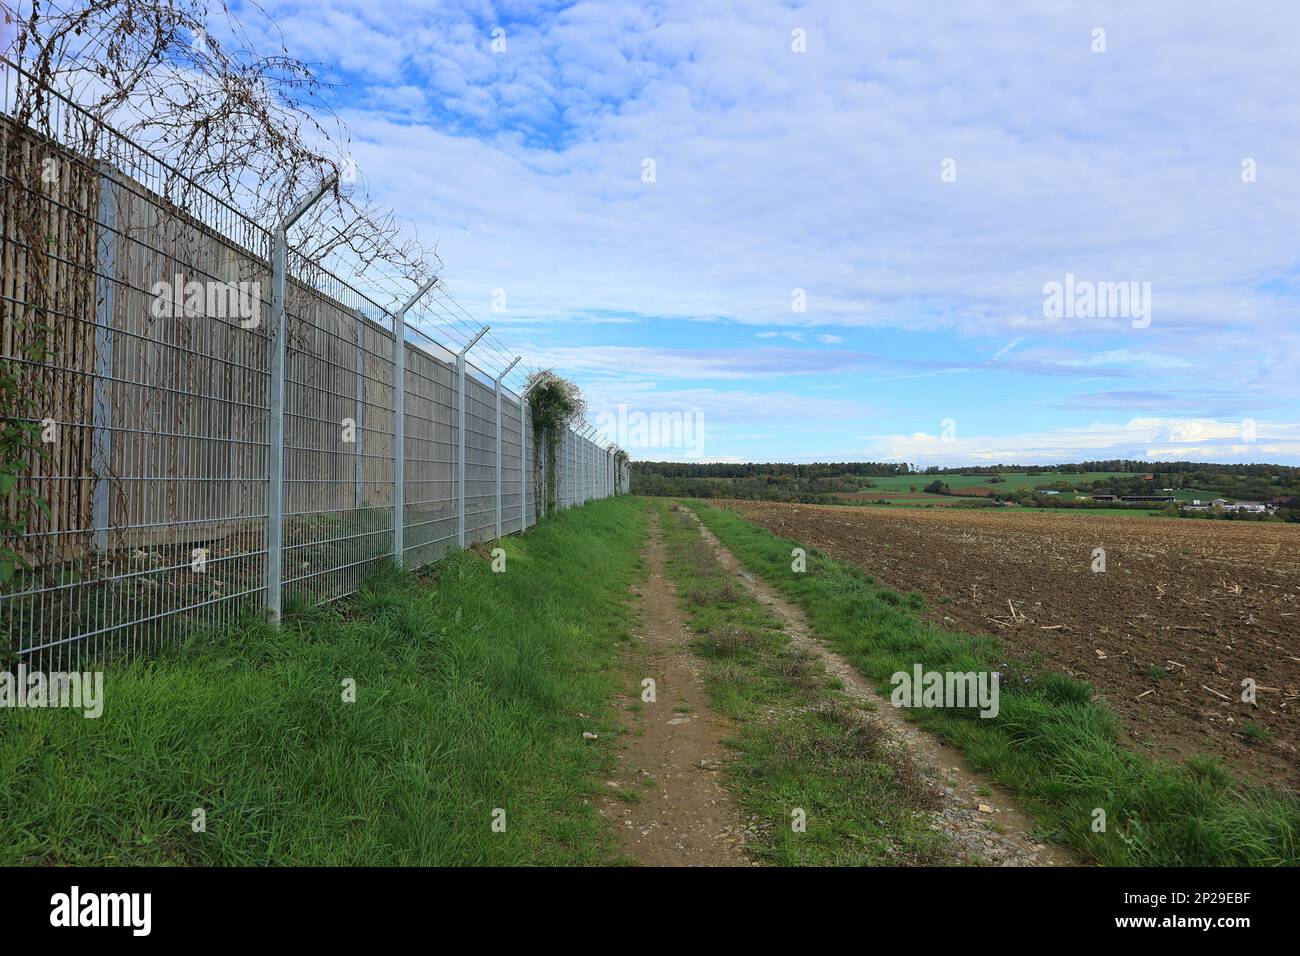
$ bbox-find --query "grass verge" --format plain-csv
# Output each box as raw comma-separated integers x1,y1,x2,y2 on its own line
0,497,646,865
686,500,1300,866
655,502,954,865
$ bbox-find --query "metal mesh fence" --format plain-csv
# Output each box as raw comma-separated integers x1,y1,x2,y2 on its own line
281,255,397,610
400,325,458,569
0,59,622,668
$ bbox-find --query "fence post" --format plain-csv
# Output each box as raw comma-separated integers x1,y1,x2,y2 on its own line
354,317,363,509
393,323,404,565
519,392,528,530
91,163,116,553
455,326,489,549
494,383,500,537
583,426,595,503
391,277,438,568
455,352,465,547
267,229,287,621
267,175,335,622
493,357,520,539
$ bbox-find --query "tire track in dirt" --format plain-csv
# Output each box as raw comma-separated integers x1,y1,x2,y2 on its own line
596,511,753,865
681,506,1080,867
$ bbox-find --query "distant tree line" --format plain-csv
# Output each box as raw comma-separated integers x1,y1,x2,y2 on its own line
633,458,1300,483
631,461,909,479
631,459,1300,520
631,471,873,503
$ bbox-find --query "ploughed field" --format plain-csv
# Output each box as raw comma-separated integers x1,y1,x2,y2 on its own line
718,500,1300,789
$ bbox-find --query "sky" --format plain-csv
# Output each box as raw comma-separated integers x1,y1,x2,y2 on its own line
234,0,1299,465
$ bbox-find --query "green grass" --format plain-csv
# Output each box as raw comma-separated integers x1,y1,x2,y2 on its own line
0,497,647,865
828,471,1181,516
685,500,1300,866
1241,723,1273,745
654,501,955,866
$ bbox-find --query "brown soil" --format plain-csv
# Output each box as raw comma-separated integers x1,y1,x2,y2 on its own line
949,486,994,497
720,501,1300,790
596,511,752,865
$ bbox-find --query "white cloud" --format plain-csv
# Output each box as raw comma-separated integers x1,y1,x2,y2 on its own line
240,0,1300,461
517,343,879,380
991,337,1024,361
860,418,1300,466
583,382,874,425
305,0,1299,354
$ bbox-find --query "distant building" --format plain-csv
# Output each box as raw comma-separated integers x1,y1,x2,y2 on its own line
1181,498,1275,514
1223,500,1272,513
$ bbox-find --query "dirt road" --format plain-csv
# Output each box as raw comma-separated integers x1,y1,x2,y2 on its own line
683,506,1076,866
597,512,752,865
600,506,1077,866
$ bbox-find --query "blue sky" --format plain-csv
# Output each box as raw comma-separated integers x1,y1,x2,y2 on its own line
241,0,1299,465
